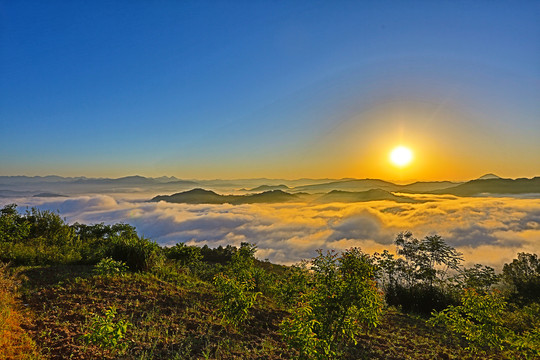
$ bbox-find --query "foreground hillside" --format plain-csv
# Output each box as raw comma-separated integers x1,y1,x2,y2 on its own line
4,264,506,360
1,204,539,359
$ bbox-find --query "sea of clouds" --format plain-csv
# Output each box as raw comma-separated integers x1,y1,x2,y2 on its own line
2,193,539,269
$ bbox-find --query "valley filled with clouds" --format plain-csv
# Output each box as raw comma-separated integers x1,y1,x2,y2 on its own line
3,190,538,269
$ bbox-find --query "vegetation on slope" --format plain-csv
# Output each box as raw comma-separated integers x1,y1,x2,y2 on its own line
0,204,539,359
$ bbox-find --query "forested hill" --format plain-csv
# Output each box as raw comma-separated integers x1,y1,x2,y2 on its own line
432,177,540,196
150,188,300,204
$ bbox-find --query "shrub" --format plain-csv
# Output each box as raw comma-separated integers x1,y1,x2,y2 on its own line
429,288,510,354
276,262,310,307
82,306,130,352
93,257,128,276
108,235,163,272
385,283,457,315
279,300,324,359
164,242,202,266
503,303,540,359
0,205,84,265
280,248,384,359
213,273,260,328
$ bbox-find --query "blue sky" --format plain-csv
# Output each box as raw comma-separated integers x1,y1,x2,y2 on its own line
1,1,539,179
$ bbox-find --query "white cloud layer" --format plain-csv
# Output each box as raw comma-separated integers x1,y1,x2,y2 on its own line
2,194,539,269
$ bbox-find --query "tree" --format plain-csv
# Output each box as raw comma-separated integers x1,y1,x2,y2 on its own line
503,253,540,304
0,204,30,244
374,232,463,313
455,264,500,293
395,232,463,288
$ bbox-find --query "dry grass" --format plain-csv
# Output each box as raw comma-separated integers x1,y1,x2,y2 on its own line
0,263,40,360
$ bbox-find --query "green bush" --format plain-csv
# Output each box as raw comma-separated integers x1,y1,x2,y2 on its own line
503,303,540,359
279,300,324,359
82,306,130,352
429,288,510,354
108,235,163,272
0,205,85,265
276,262,310,308
93,257,128,276
164,243,202,266
213,273,260,328
280,248,384,359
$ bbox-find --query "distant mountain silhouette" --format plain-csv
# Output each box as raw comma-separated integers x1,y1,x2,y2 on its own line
164,179,199,186
294,179,398,193
74,175,158,185
2,175,538,201
315,189,423,203
242,184,291,192
150,188,299,205
155,176,179,182
477,173,502,180
0,175,85,185
398,181,461,193
433,177,540,196
0,189,34,197
151,188,426,205
293,179,460,193
32,192,67,198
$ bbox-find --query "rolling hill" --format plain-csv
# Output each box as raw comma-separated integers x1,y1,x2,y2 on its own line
432,177,540,196
150,189,300,205
315,189,424,204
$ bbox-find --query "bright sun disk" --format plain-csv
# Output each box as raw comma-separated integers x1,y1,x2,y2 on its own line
390,146,413,167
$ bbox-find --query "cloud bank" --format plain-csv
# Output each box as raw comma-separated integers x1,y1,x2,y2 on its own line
3,194,539,269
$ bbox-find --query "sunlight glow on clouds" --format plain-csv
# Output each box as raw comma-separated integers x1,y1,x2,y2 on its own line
4,194,539,269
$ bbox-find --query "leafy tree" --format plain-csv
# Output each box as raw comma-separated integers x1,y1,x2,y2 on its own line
454,264,500,293
164,242,203,267
24,207,75,247
374,232,463,313
395,232,463,288
503,253,540,304
0,204,30,244
229,243,257,278
200,244,236,264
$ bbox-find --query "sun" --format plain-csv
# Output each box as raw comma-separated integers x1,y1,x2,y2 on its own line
390,146,413,167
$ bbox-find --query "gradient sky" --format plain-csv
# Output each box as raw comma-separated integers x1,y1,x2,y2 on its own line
1,1,539,180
